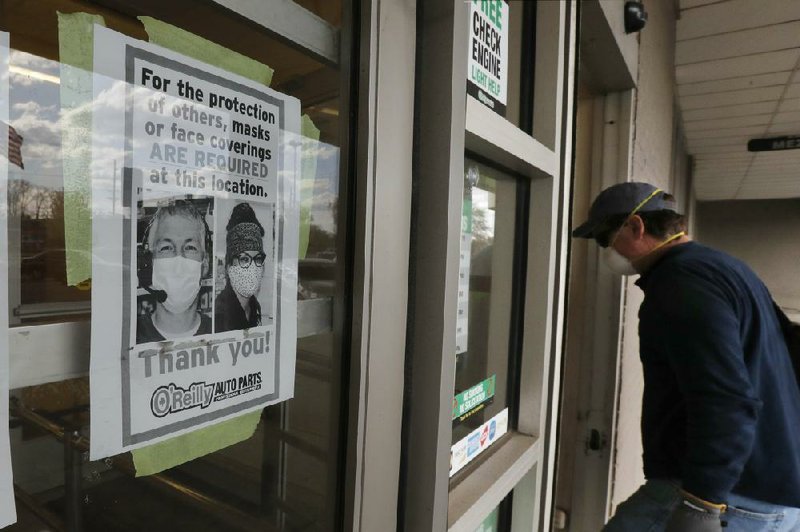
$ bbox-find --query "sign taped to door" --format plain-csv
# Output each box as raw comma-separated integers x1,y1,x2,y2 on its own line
89,26,300,458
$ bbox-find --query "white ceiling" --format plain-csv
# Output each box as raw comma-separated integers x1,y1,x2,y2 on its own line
676,0,800,200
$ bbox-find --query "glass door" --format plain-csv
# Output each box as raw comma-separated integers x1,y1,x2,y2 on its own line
2,1,355,530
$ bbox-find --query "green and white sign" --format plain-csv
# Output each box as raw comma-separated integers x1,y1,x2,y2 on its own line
467,0,509,113
453,375,496,420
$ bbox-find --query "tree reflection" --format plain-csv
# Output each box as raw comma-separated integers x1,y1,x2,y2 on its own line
9,178,59,220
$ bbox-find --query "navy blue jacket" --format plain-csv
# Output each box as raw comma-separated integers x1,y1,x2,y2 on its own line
636,241,800,506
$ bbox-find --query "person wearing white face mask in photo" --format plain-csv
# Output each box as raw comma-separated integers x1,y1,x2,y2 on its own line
573,182,800,532
137,200,212,343
215,202,266,333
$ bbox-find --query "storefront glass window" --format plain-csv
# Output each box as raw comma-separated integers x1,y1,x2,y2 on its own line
469,490,512,532
2,0,351,530
450,157,520,478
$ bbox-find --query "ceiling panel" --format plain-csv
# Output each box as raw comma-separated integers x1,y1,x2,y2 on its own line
778,98,800,112
693,151,800,199
771,110,800,124
677,72,791,97
694,166,753,174
743,160,800,170
695,190,738,201
686,126,769,141
690,136,752,148
694,175,747,184
675,21,800,65
676,49,800,85
679,86,784,110
742,176,800,184
784,83,800,98
693,156,753,166
685,119,800,141
695,161,800,172
753,150,800,163
684,114,773,132
691,145,752,155
677,0,800,41
679,0,725,10
765,122,800,135
694,161,754,171
683,101,778,121
695,164,800,175
675,0,800,200
734,183,800,196
694,180,739,189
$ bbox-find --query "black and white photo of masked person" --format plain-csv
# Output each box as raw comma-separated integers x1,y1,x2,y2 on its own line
137,200,212,343
215,202,267,333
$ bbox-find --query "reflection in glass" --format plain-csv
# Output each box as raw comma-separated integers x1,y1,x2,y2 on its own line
8,50,88,316
451,158,518,462
4,1,349,531
471,491,512,532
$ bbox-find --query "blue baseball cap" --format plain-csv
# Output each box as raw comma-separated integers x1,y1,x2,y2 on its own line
572,182,678,239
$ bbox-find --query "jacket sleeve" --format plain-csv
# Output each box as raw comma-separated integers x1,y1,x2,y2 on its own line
652,270,762,504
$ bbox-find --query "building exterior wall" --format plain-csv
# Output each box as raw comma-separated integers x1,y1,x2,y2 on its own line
579,0,638,92
611,0,687,512
597,0,639,81
695,199,800,317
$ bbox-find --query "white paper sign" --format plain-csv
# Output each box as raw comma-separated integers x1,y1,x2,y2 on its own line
455,229,471,354
89,26,300,458
455,188,472,355
467,0,509,113
0,31,18,527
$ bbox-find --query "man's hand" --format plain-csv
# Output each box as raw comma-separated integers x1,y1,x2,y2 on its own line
665,491,725,532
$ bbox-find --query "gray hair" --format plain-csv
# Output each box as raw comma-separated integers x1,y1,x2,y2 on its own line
146,199,208,253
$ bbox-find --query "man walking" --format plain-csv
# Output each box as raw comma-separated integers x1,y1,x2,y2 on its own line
572,182,800,531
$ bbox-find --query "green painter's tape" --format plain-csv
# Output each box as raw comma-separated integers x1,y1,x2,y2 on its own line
139,17,273,86
132,411,262,476
131,19,275,475
299,114,321,259
59,12,106,285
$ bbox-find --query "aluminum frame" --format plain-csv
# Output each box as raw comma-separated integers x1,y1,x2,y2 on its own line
210,0,340,65
401,1,579,531
341,0,417,530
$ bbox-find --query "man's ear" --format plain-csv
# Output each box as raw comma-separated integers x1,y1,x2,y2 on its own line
628,214,646,239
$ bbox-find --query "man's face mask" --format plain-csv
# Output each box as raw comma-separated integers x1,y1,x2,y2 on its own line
150,214,205,313
152,256,202,313
602,232,638,275
228,252,265,298
598,189,685,276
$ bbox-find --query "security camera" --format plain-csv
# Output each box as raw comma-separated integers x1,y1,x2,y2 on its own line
624,1,648,34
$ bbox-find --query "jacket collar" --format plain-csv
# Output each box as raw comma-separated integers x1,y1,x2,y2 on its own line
635,241,696,291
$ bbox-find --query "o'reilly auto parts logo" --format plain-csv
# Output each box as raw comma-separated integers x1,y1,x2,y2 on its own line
151,382,215,417
150,372,262,418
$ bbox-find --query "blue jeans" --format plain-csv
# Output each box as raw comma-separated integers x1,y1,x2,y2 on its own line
602,479,800,532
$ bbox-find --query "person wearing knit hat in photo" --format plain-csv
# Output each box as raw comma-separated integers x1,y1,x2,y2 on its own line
214,202,267,333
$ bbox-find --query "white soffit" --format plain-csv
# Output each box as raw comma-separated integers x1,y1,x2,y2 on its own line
676,0,800,200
